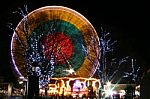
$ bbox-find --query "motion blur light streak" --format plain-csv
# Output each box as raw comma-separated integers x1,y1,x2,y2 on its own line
10,6,100,86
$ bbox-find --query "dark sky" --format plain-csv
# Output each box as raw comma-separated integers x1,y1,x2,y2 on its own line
0,0,149,83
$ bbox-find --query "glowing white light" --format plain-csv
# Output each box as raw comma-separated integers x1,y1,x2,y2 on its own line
19,76,24,79
135,90,140,96
68,68,75,74
19,76,28,81
106,81,111,87
65,68,75,74
105,89,113,96
19,81,23,84
74,80,82,88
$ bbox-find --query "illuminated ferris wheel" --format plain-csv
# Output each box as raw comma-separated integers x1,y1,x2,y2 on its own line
11,6,100,85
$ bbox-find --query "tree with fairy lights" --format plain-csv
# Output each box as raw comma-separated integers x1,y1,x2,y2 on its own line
96,27,141,88
97,27,118,87
96,27,142,99
123,58,141,84
9,5,56,98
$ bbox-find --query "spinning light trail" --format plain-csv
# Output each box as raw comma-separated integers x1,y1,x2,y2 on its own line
10,6,100,87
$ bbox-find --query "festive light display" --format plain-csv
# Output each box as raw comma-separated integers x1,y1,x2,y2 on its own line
39,77,101,97
10,6,100,86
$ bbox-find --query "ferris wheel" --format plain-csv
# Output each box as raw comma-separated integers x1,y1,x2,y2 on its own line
11,6,101,83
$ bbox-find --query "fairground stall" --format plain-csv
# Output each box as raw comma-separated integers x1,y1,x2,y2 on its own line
39,77,101,98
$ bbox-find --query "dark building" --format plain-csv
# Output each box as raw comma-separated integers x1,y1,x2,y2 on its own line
140,69,150,99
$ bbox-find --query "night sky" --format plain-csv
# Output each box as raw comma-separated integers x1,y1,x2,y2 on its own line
0,0,149,84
